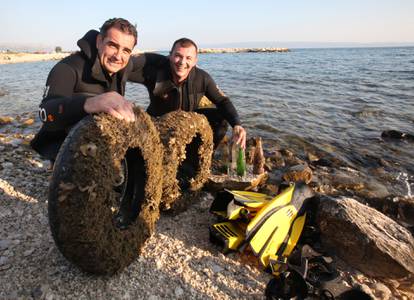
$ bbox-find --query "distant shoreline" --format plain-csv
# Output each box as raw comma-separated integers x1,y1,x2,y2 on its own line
0,47,290,65
198,47,289,54
0,52,70,65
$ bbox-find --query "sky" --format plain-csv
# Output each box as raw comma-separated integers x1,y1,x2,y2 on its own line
1,0,414,51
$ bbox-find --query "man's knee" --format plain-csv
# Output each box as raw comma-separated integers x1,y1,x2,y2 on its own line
196,108,228,149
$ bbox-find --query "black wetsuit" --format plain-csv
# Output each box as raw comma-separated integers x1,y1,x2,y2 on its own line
129,53,241,147
31,30,241,160
31,30,134,160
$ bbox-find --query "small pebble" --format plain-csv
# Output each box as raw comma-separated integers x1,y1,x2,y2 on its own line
23,249,35,257
2,162,13,169
0,240,11,251
174,287,184,298
211,264,224,273
0,256,9,266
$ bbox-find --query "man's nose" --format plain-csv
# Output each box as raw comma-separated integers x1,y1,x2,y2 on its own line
114,49,122,60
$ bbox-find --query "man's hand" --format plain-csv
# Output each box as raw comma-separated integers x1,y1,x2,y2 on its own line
84,91,135,122
232,125,246,149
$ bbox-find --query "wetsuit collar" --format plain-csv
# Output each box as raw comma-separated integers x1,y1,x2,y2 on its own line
153,63,196,97
77,30,99,60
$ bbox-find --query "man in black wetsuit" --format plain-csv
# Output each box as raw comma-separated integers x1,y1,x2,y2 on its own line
31,18,137,161
129,38,247,149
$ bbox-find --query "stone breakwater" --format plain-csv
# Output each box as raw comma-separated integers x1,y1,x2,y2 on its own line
198,47,290,54
0,111,413,299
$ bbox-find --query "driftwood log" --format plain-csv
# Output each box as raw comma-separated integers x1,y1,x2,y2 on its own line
315,196,414,279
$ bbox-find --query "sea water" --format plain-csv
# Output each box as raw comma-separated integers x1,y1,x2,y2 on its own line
0,47,413,195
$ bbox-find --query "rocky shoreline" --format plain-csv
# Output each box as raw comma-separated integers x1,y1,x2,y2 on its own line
0,47,289,65
0,111,413,299
0,52,71,65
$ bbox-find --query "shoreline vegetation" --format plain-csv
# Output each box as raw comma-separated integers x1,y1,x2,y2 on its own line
0,47,289,64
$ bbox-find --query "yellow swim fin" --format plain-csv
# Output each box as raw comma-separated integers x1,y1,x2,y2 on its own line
245,183,312,268
224,189,272,208
210,189,272,220
268,213,307,275
209,221,246,252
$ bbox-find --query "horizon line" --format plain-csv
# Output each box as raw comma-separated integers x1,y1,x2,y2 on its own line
1,41,414,52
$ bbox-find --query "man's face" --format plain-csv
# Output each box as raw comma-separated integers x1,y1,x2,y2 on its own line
169,44,198,84
96,27,135,75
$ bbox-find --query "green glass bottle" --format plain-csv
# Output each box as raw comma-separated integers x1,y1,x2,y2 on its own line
236,145,246,177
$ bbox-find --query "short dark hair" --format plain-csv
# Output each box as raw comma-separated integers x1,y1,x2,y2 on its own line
100,18,138,46
170,38,198,54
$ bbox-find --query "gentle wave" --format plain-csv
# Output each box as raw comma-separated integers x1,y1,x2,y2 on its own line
0,47,413,182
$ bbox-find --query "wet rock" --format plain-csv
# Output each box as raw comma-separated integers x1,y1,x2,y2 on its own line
271,150,286,168
307,152,320,162
282,164,313,184
21,118,35,127
381,130,414,142
260,183,279,195
356,179,390,199
398,197,414,227
206,172,268,192
316,196,414,278
312,157,334,167
281,149,304,166
0,116,14,125
329,169,364,190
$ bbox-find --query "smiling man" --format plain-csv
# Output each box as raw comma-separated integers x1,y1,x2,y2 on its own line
31,18,137,161
129,38,246,149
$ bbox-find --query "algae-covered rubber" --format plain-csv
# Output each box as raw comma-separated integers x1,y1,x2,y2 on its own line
48,107,163,275
155,111,213,210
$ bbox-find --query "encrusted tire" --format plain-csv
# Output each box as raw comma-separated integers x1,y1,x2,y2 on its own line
155,111,213,210
48,107,163,275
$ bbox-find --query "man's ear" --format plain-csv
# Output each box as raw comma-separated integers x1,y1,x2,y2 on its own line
96,34,103,48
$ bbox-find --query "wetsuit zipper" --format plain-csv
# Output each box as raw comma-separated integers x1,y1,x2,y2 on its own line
178,85,183,110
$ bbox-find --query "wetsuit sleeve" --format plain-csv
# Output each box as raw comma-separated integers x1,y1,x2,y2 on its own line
204,73,241,127
128,54,146,83
128,53,167,83
39,62,88,131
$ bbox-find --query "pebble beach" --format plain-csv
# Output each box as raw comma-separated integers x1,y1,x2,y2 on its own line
0,111,413,299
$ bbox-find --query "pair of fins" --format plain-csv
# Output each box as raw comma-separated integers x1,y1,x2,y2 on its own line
209,182,314,275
